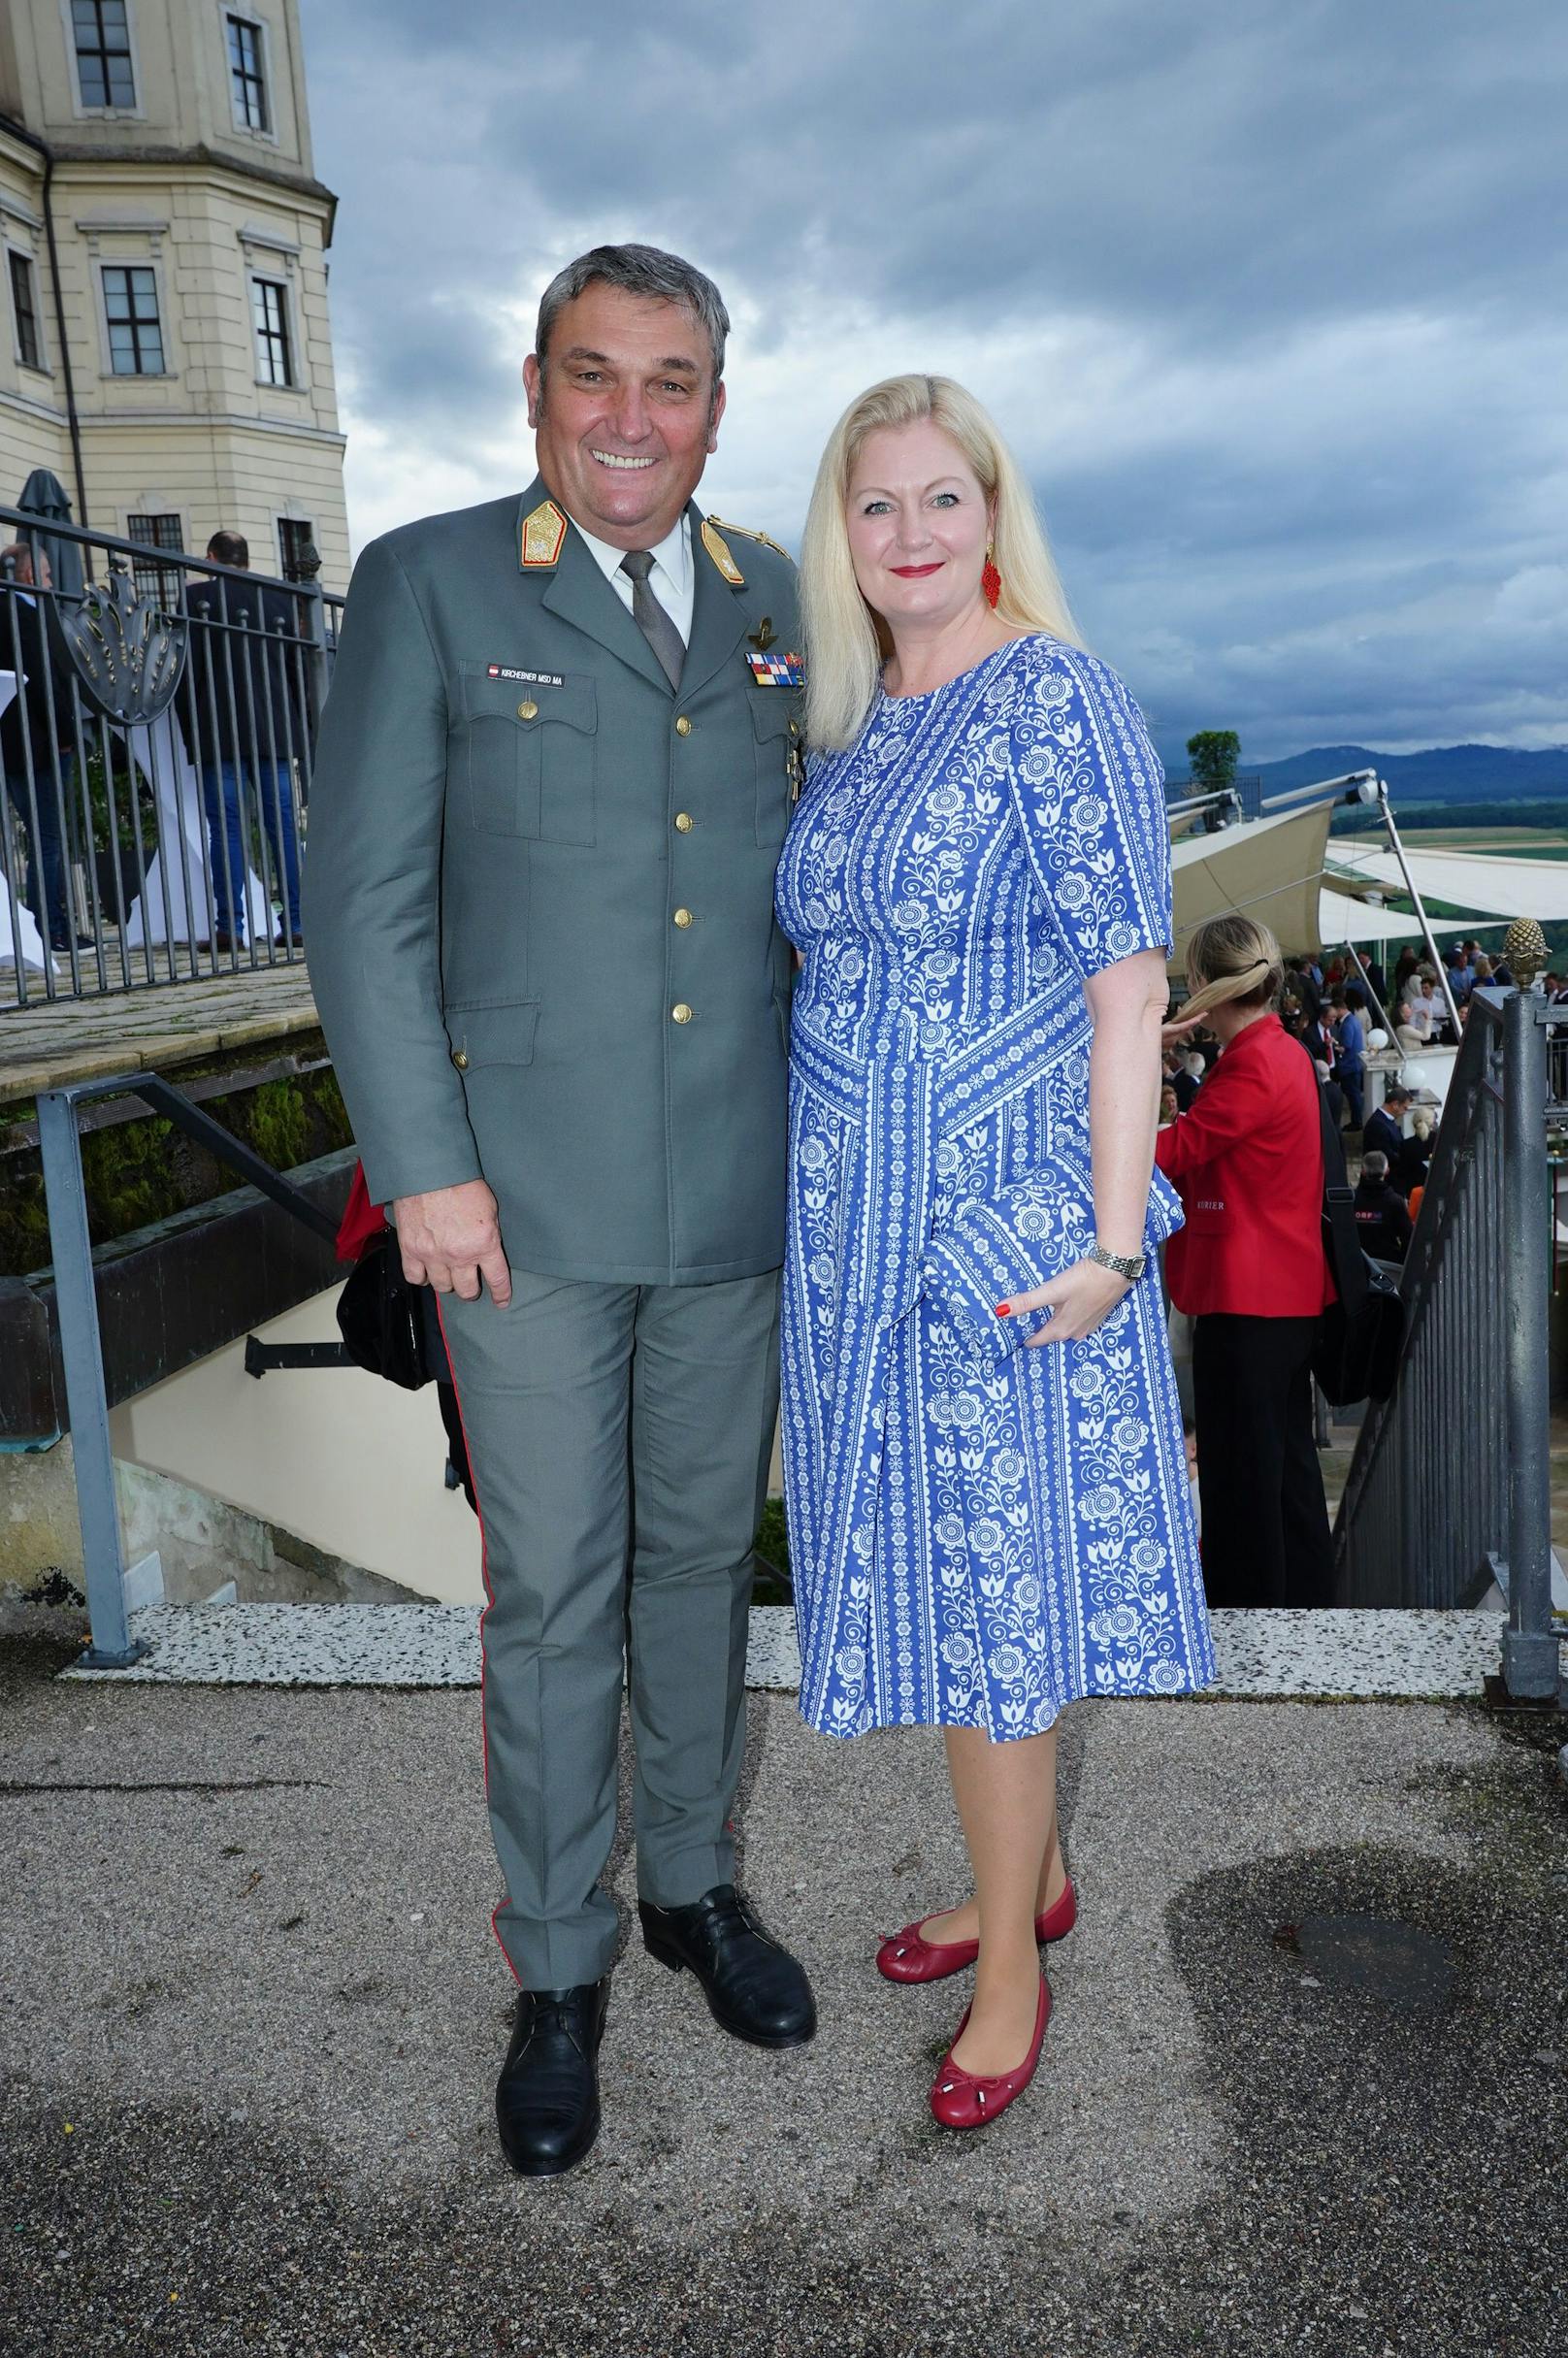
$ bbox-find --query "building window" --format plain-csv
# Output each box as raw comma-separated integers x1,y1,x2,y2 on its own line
227,16,270,132
251,277,293,386
9,251,44,370
103,265,164,374
125,512,183,604
72,0,137,110
277,518,315,581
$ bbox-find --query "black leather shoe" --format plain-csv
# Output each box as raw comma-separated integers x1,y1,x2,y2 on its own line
639,1883,816,2049
495,1980,609,2178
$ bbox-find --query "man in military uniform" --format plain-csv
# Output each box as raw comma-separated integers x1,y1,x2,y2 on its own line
305,245,812,2178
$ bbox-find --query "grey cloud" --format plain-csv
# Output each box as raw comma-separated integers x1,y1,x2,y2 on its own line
298,0,1568,757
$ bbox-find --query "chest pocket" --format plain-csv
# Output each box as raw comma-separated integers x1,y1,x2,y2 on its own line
458,665,597,844
750,688,800,847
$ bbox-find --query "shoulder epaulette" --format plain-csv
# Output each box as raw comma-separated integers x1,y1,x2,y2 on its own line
707,516,795,564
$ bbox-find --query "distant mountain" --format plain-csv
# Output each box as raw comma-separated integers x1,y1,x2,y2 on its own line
1162,742,1568,803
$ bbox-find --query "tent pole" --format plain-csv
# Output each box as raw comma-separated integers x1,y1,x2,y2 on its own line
1379,783,1462,1038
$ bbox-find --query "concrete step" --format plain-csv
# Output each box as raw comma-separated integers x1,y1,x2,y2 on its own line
55,1598,1531,1699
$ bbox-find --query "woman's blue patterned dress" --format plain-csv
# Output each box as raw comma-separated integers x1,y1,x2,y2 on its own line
774,635,1215,1741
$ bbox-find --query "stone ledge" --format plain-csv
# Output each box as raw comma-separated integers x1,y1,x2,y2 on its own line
60,1600,1524,1696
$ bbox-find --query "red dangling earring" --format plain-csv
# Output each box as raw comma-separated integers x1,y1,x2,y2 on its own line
982,545,1001,608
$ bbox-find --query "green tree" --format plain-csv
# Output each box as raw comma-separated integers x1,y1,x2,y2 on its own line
1187,730,1241,790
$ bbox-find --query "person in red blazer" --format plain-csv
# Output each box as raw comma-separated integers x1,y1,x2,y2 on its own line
1155,915,1337,1608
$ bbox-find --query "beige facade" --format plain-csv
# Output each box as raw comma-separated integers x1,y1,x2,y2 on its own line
0,0,347,587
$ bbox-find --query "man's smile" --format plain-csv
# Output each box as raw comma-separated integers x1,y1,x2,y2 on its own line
590,449,660,472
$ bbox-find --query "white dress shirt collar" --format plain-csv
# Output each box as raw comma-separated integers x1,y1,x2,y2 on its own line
571,509,694,644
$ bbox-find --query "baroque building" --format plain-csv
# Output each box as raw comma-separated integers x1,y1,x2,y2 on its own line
0,0,347,588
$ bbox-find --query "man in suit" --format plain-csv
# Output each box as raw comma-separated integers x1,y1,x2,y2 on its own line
1360,1080,1411,1184
305,245,813,2179
0,542,80,951
184,532,305,951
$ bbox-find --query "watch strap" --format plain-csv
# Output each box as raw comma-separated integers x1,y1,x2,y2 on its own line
1089,1243,1147,1283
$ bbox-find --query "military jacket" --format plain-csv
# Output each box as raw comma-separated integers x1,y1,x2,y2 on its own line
304,479,801,1284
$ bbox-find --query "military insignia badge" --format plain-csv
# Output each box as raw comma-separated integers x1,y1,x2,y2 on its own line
748,615,777,652
746,650,804,688
700,518,745,586
519,499,568,569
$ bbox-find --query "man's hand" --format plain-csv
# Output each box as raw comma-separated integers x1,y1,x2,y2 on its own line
392,1179,511,1307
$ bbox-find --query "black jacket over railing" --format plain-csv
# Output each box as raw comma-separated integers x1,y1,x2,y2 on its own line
181,576,304,767
0,584,77,776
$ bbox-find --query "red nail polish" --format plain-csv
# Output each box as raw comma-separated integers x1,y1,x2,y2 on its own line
995,1301,1012,1318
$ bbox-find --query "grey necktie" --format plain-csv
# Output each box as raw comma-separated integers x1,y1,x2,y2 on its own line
619,548,685,690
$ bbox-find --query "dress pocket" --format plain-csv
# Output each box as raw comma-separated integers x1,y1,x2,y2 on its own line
921,1149,1183,1363
458,667,597,843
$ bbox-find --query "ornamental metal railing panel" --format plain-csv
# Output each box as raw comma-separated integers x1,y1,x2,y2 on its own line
0,504,343,1006
1333,991,1560,1701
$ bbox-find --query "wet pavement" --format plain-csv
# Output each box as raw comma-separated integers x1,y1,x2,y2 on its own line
2,1606,1566,2358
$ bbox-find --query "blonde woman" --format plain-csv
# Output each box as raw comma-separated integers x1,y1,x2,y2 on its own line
774,376,1213,2132
1154,914,1337,1608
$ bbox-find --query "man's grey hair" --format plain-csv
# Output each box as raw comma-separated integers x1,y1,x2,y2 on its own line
535,243,730,397
1362,1149,1388,1178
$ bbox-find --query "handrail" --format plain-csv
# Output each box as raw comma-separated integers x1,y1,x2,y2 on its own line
1333,991,1559,1699
37,1066,341,1665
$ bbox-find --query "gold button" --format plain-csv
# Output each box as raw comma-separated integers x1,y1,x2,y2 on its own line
674,811,694,833
671,1002,693,1025
516,699,538,721
451,1048,470,1070
673,907,693,929
789,718,800,736
674,714,693,737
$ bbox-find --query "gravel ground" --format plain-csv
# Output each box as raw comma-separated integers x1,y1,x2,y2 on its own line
2,1608,1566,2357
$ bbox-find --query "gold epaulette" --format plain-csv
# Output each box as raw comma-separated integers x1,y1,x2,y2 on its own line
707,516,795,564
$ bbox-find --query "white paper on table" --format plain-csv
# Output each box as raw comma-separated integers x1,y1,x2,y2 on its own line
122,705,269,948
0,667,50,971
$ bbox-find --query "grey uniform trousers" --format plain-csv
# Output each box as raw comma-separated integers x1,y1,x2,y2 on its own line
438,1265,781,1989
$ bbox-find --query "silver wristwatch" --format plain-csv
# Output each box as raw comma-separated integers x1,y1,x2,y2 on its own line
1089,1243,1147,1284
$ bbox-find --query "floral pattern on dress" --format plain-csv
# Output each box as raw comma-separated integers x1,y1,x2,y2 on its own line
775,636,1214,1741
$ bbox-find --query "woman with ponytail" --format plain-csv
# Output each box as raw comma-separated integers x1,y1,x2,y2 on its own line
1154,914,1337,1608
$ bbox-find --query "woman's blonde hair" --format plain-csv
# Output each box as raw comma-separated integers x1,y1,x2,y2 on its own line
800,374,1081,751
1182,912,1285,1020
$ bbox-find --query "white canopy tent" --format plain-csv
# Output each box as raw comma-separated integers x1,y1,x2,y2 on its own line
1327,843,1568,926
1316,888,1433,945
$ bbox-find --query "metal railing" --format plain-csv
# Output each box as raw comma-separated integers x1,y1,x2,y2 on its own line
1165,773,1264,821
0,504,343,1007
1334,990,1561,1701
37,1065,342,1666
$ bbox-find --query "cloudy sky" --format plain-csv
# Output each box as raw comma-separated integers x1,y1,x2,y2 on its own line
298,0,1566,765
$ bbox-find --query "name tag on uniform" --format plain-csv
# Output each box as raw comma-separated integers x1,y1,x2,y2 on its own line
487,664,565,687
746,651,803,688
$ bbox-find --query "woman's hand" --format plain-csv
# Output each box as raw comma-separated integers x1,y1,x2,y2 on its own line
998,1255,1132,1346
1160,1014,1203,1052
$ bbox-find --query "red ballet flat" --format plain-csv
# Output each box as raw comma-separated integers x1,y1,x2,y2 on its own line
930,1973,1051,2131
875,1878,1077,1984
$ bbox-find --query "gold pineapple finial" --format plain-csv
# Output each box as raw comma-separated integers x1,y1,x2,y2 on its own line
1504,916,1548,990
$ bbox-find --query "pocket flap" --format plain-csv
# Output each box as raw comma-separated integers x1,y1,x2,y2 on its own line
749,687,801,741
460,668,597,736
443,997,539,1067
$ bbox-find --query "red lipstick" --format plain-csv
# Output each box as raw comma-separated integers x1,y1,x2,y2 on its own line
890,563,942,577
